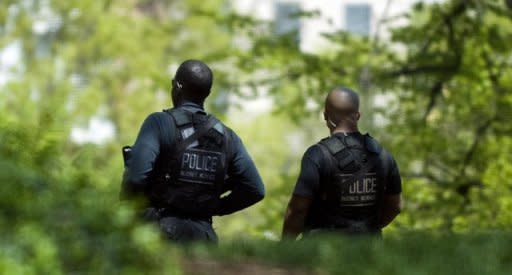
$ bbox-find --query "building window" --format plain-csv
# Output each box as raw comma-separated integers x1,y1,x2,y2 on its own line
345,4,371,36
274,2,301,44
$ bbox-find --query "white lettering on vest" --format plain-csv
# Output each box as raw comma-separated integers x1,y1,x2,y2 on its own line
182,152,219,172
348,177,377,194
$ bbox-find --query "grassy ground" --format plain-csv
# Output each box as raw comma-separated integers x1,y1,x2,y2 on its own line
180,232,512,275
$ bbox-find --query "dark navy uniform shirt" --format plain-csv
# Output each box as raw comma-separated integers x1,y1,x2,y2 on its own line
122,102,265,216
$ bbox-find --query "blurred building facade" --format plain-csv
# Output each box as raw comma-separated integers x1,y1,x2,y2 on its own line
232,0,425,53
227,0,440,123
0,0,434,143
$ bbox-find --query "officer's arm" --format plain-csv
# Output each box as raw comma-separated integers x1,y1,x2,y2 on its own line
379,194,401,228
121,114,162,199
379,156,402,228
215,134,265,216
282,146,320,240
282,195,312,240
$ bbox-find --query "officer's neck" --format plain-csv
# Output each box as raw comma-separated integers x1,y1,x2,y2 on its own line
176,100,204,110
331,125,359,136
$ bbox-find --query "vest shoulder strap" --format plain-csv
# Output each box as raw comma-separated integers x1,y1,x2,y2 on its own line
319,136,346,155
176,115,219,153
363,134,382,154
213,123,224,134
315,142,334,201
319,136,355,170
163,108,192,127
164,108,225,133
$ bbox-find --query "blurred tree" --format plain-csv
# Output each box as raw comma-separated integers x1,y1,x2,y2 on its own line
0,0,234,273
215,113,327,239
226,0,512,232
2,1,512,272
381,0,512,231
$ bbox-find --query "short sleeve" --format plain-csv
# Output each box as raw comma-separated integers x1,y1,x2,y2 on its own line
293,145,324,198
385,155,402,195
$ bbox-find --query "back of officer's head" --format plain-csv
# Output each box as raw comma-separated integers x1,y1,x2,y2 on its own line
324,87,360,125
173,60,213,104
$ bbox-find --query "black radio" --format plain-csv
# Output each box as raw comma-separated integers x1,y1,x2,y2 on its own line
122,146,132,167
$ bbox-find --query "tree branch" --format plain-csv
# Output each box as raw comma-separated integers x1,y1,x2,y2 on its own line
457,118,495,180
388,0,467,78
386,64,458,77
455,179,483,197
402,172,449,185
483,51,507,95
422,80,443,121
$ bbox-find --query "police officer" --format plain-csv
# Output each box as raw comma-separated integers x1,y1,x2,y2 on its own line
282,87,401,239
122,60,265,243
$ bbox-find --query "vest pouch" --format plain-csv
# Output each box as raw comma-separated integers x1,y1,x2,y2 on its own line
163,183,220,216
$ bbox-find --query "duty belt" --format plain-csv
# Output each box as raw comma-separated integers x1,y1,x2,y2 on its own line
157,208,213,223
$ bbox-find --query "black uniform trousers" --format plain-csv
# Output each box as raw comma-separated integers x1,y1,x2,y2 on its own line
142,207,218,243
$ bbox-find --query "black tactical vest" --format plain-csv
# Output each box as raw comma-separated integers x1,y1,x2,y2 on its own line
147,108,229,218
306,133,389,234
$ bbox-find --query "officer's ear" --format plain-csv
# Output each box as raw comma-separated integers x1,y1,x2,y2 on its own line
172,78,183,93
355,111,361,121
171,78,184,106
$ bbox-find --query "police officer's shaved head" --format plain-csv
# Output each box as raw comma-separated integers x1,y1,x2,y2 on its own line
324,87,360,131
172,60,213,106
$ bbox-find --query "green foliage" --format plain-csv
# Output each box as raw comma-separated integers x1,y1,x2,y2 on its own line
0,128,179,274
379,0,512,231
215,113,325,238
2,0,512,272
0,68,178,273
185,233,512,275
228,0,512,233
0,0,233,273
